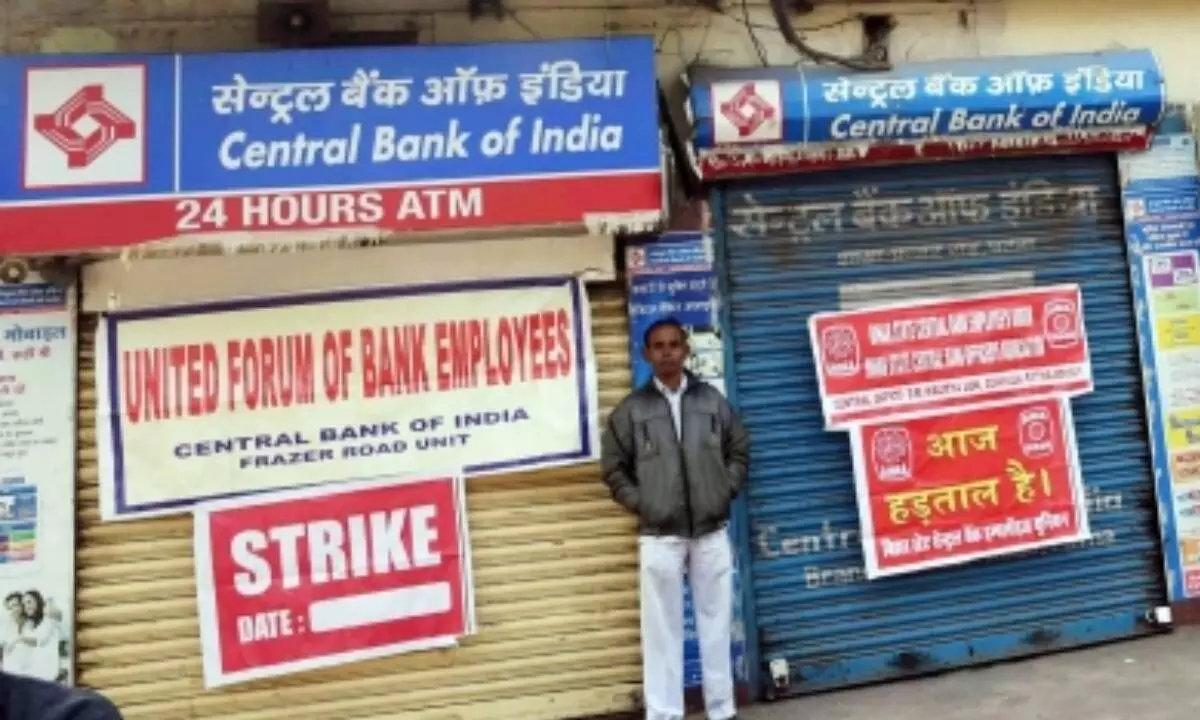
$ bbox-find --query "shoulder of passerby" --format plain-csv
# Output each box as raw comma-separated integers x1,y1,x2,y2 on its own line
47,690,124,720
0,672,123,720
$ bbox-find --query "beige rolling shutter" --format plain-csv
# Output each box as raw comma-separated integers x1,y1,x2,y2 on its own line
75,280,640,720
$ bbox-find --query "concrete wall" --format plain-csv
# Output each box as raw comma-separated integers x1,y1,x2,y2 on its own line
3,0,1197,97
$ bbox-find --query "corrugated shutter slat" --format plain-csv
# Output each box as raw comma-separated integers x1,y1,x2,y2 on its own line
718,154,1168,696
75,282,639,720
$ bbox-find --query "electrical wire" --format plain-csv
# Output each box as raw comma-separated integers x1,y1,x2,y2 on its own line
710,3,861,39
507,11,541,38
741,0,770,65
768,0,891,72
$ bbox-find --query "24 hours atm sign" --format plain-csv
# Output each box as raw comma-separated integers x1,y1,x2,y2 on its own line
0,37,663,253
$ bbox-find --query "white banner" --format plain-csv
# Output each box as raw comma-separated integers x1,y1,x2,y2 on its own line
97,277,598,520
0,272,76,684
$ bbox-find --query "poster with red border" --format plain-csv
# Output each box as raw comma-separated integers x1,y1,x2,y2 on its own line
808,285,1092,429
849,399,1090,579
193,473,474,688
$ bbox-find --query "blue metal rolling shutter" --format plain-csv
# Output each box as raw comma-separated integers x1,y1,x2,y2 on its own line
715,154,1168,698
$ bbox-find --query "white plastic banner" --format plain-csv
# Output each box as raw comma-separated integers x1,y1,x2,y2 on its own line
97,277,598,520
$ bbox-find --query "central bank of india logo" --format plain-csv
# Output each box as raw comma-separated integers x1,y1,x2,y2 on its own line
718,82,777,139
33,84,137,169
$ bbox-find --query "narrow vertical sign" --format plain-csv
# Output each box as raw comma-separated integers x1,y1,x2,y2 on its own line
0,271,76,685
1120,108,1200,601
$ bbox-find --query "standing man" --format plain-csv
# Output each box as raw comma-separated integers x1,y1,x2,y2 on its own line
601,317,749,720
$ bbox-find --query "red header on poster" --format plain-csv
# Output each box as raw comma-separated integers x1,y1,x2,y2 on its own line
193,474,474,688
808,285,1092,429
851,399,1089,578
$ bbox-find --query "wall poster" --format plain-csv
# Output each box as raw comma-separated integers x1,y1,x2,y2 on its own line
1120,105,1200,601
96,276,598,521
808,285,1093,429
850,399,1090,579
0,270,76,684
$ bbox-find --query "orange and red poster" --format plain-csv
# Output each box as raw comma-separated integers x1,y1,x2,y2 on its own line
850,399,1090,578
808,285,1091,430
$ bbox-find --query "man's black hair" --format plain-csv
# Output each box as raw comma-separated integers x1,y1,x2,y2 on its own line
642,317,688,347
3,592,19,606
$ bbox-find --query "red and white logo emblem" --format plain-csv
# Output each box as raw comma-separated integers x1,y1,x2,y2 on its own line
35,85,136,169
819,324,861,378
24,65,146,190
872,427,912,482
1042,298,1081,350
711,80,782,145
1018,406,1057,458
627,247,646,270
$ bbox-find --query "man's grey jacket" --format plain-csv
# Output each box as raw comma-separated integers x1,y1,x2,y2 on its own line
600,373,750,538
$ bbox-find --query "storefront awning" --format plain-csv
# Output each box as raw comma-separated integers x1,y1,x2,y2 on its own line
686,49,1165,180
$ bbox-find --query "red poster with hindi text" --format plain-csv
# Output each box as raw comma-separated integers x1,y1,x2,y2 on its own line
851,399,1090,579
809,285,1092,429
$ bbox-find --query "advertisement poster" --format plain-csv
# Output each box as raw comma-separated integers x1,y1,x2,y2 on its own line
96,276,598,520
0,37,662,253
808,285,1093,429
194,473,474,688
625,232,747,688
850,399,1090,578
626,233,724,393
0,272,76,684
1119,107,1200,600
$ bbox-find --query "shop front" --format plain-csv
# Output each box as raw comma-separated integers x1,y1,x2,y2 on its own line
684,50,1176,698
0,36,663,719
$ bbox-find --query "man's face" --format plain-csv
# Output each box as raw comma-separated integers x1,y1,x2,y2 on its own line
5,598,20,621
643,324,689,380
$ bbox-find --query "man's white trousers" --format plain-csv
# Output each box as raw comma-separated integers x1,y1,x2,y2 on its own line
639,528,736,720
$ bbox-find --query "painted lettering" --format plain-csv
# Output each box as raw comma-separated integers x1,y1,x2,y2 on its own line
395,187,483,221
226,335,317,412
121,343,221,424
229,505,441,596
432,311,572,391
372,121,470,161
241,191,385,229
756,522,860,559
237,610,294,643
220,127,362,170
530,114,623,154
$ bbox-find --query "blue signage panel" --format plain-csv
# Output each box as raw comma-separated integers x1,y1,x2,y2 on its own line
687,50,1166,178
1120,107,1200,602
0,37,663,252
